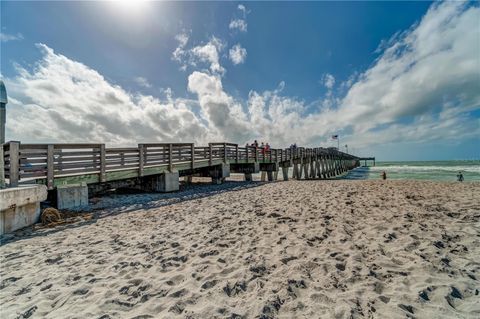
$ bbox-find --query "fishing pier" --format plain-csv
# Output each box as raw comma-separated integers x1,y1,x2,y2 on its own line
2,141,363,208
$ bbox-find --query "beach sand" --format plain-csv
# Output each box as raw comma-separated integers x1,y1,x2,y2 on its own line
1,180,479,318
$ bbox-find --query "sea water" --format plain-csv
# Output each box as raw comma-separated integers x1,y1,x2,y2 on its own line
344,160,480,181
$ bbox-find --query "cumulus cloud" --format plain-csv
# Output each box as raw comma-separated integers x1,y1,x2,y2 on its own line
191,37,226,75
172,31,190,71
5,44,207,145
0,32,23,42
188,71,250,141
172,35,226,75
134,76,152,88
338,1,480,133
229,19,247,32
229,44,247,65
5,2,479,154
322,73,335,90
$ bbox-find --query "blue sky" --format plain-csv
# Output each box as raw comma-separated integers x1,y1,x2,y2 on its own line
1,1,479,160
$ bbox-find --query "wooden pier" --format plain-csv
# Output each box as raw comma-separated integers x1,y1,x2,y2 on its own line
2,141,365,207
358,157,376,167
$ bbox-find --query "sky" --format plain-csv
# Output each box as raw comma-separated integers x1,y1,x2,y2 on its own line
1,1,479,161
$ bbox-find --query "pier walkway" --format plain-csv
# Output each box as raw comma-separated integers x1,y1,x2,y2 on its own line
2,141,365,208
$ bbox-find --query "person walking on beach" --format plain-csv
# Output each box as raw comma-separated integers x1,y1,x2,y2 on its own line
381,171,387,180
457,171,464,182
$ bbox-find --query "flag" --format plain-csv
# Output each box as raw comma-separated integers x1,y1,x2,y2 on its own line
331,135,338,140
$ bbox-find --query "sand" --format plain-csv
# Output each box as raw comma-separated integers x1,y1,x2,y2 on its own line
1,180,479,319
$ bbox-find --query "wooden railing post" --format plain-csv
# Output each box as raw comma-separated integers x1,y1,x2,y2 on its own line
223,142,227,163
209,143,213,166
235,144,239,163
246,146,249,162
169,144,173,172
255,147,258,162
47,144,54,189
191,143,195,169
100,144,106,182
8,141,20,187
138,144,144,177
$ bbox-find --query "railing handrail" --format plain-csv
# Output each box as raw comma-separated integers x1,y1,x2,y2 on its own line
3,140,362,188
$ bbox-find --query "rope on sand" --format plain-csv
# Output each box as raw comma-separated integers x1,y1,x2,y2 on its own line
41,208,62,225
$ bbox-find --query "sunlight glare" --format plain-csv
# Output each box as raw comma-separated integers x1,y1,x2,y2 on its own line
111,0,150,16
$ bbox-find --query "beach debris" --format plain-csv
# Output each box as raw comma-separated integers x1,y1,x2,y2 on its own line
41,208,61,225
38,207,94,228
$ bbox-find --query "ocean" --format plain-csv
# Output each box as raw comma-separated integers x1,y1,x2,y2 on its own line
344,160,480,181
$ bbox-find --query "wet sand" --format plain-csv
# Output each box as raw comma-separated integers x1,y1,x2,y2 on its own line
1,180,479,318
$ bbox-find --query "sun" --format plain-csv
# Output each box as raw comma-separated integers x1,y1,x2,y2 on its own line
110,0,150,15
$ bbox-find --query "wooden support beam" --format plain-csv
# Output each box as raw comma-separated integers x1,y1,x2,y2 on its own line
223,142,227,163
100,144,106,182
169,144,173,172
8,141,20,187
138,144,144,177
209,144,213,166
47,144,54,189
191,143,195,169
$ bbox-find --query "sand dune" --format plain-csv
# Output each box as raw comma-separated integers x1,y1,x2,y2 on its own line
1,180,479,318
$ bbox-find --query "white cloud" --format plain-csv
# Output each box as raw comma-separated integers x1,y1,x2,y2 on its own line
191,37,226,75
229,44,247,65
187,71,250,141
229,19,247,32
337,1,480,134
0,32,23,42
172,34,226,75
5,44,207,145
134,76,152,88
238,4,247,16
172,31,190,71
322,73,335,90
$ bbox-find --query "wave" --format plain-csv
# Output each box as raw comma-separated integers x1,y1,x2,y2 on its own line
370,165,480,173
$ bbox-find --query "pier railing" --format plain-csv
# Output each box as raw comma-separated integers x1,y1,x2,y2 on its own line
3,141,357,188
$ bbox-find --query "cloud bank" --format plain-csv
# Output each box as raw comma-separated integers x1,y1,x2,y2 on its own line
3,2,479,153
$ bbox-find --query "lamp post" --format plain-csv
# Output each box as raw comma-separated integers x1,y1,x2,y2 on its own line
345,144,348,154
0,80,7,188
